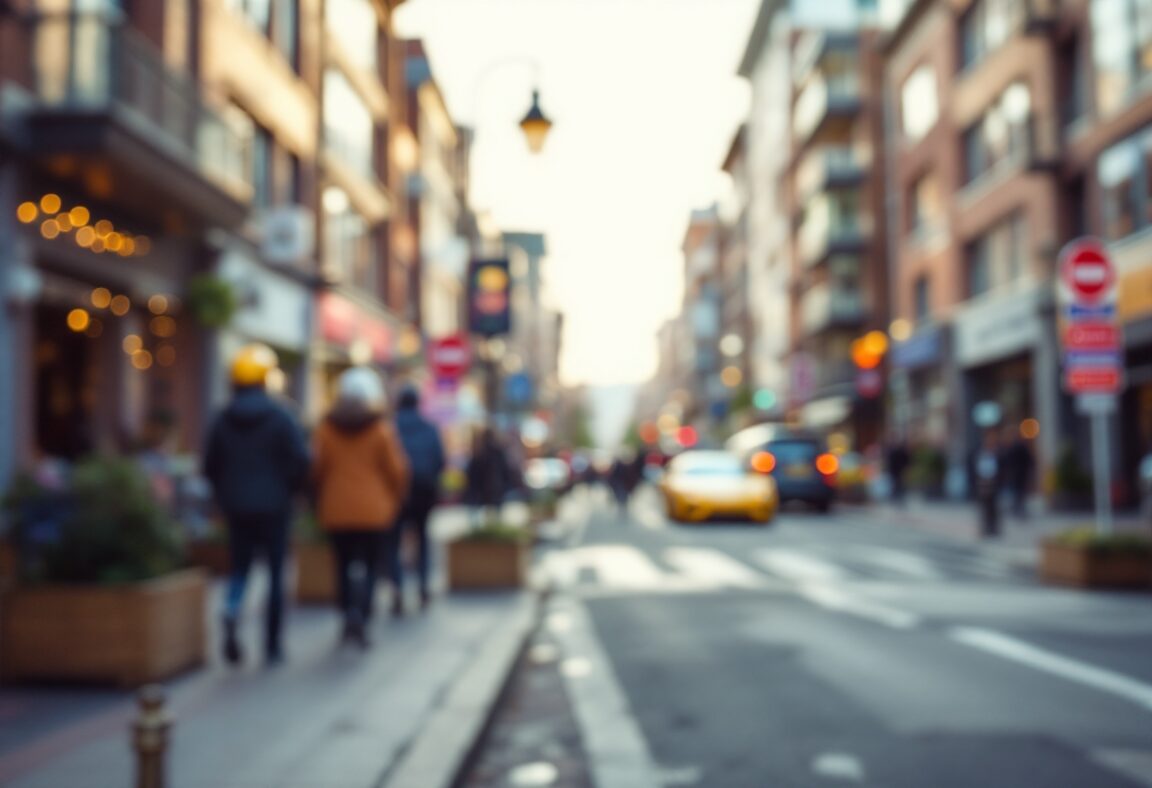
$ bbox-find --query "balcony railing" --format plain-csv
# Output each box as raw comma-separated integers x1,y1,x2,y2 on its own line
798,197,868,268
801,284,865,337
793,74,861,143
27,12,249,199
795,146,867,206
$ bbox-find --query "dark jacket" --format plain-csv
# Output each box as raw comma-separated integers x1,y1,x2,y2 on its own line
203,387,309,518
466,441,512,508
395,406,445,492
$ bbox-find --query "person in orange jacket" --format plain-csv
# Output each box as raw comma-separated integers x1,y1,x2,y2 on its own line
313,367,410,647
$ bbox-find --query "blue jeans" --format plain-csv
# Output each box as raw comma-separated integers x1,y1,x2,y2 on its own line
224,512,289,655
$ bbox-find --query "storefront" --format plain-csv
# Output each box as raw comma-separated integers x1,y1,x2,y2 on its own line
216,244,313,411
4,175,202,466
953,284,1061,491
314,290,397,417
1117,248,1152,505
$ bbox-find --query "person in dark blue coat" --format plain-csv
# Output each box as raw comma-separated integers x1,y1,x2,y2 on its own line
203,344,308,666
390,385,445,613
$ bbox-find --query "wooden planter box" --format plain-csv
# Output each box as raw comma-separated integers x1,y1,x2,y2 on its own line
294,541,337,604
1040,541,1152,590
0,569,208,686
446,539,528,590
186,541,230,576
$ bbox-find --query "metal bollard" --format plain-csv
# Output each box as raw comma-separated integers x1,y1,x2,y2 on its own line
132,685,172,788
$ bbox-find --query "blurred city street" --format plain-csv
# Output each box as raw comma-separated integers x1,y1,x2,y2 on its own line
514,487,1152,788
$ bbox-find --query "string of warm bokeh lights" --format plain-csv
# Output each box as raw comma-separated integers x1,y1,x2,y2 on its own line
17,193,152,257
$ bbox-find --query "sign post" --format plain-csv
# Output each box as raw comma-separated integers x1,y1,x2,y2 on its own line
1059,238,1120,536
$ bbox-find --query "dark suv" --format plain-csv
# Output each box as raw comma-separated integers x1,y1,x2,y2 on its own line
726,424,837,513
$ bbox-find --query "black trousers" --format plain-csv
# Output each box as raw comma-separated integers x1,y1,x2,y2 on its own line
329,531,384,623
393,487,437,597
225,512,289,656
978,494,1000,538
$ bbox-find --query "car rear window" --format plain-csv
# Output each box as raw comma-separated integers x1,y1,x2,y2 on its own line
767,440,820,465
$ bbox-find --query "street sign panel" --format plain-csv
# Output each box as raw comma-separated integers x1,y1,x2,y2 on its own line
855,368,883,399
790,352,815,405
1063,323,1120,352
1064,367,1121,394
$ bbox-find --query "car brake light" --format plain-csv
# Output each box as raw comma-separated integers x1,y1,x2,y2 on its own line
816,453,839,476
751,451,776,474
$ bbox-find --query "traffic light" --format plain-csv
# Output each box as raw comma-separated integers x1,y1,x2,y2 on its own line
468,259,511,337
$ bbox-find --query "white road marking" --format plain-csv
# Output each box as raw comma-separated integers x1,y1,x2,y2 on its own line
1092,749,1152,787
663,547,772,589
951,627,1152,713
847,546,944,580
799,584,921,630
657,765,703,785
753,549,847,583
811,752,866,782
549,600,663,788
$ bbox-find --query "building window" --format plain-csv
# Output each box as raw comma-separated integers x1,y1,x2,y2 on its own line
900,65,938,142
323,69,375,182
1092,0,1152,117
252,125,273,210
914,275,930,323
963,82,1031,183
226,0,272,35
326,0,378,72
323,186,374,289
965,213,1027,298
959,0,1024,69
1100,135,1141,240
908,171,942,237
271,0,299,70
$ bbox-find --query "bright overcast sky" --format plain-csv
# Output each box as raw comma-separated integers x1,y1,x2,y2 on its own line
396,0,759,387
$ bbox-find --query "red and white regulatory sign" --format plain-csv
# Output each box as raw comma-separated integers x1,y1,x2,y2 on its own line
1058,238,1120,396
1060,238,1115,303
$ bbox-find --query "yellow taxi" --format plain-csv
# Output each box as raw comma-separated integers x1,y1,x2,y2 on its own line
660,450,778,524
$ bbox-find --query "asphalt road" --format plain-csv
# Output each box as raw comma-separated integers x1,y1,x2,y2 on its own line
541,487,1152,788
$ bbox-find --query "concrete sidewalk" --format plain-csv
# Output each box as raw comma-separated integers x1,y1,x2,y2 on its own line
851,497,1149,567
0,506,540,788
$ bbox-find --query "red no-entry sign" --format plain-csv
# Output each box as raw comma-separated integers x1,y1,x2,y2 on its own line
428,335,470,380
1060,239,1115,303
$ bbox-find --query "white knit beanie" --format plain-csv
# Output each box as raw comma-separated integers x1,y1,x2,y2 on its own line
337,366,386,409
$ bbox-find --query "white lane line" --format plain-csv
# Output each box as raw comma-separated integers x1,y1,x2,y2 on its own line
799,584,921,630
753,549,848,583
1092,749,1152,787
950,627,1152,713
811,752,866,782
571,544,669,589
549,599,662,788
663,547,772,590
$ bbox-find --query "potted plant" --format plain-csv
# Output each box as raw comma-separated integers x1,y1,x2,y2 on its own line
1,458,208,686
1048,444,1094,512
1040,528,1152,590
907,446,946,499
293,512,336,604
445,522,531,590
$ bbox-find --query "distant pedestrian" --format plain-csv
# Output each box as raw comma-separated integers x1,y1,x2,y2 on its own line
313,368,410,648
465,429,513,526
608,451,639,512
886,440,911,505
204,344,309,667
1001,427,1035,520
392,385,446,614
969,429,1003,538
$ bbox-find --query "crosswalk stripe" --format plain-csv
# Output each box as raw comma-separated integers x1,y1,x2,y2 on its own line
663,547,773,590
752,549,847,583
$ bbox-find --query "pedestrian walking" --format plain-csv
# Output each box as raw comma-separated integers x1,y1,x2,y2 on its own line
465,429,513,526
969,429,1003,538
392,385,446,615
607,451,638,512
313,368,410,648
1001,427,1034,520
886,440,911,505
203,344,309,667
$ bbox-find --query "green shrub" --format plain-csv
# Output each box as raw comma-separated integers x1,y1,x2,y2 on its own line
3,458,183,584
461,523,531,543
1050,527,1152,555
